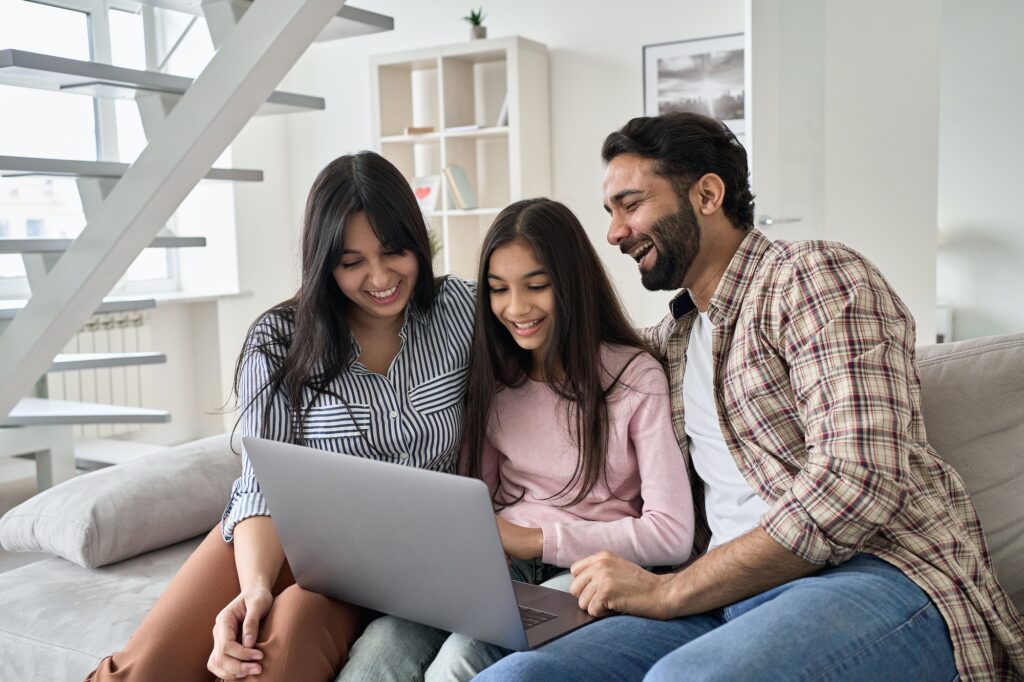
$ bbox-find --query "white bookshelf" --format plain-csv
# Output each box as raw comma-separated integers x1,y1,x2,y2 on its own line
370,36,551,278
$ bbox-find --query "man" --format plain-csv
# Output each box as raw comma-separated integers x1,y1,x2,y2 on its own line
476,113,1024,681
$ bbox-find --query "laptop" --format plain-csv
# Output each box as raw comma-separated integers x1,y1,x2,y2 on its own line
242,436,599,651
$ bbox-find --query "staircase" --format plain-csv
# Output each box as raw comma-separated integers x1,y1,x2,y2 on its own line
0,0,393,489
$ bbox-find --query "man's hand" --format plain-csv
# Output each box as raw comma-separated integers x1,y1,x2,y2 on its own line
569,551,673,619
207,586,272,679
496,515,544,560
569,529,821,622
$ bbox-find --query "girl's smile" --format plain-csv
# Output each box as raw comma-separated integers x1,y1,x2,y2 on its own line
487,240,555,367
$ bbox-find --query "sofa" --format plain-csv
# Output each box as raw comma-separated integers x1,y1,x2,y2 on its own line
1,333,1022,680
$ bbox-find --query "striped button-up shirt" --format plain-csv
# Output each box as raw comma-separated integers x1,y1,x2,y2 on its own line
649,229,1024,680
222,276,476,541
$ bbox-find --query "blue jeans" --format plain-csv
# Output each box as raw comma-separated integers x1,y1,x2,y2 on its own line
474,554,958,682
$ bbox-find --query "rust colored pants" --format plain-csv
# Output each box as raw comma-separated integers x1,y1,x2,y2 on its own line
85,527,366,682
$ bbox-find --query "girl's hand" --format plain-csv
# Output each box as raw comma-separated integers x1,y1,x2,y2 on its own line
496,515,544,560
207,586,272,679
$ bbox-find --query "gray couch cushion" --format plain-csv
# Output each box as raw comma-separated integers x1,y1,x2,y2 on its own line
0,536,200,681
917,333,1024,612
0,433,239,568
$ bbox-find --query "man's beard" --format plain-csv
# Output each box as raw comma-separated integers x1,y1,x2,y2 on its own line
639,198,702,291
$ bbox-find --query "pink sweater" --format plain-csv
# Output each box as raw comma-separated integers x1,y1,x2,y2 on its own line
480,345,695,567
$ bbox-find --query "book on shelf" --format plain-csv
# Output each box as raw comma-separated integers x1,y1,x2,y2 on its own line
445,124,482,133
495,94,509,127
412,175,442,213
403,125,435,135
443,165,479,210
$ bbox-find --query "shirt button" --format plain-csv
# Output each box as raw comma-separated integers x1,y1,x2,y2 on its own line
390,410,399,419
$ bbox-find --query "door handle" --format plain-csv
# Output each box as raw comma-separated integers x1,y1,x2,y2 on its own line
757,215,802,227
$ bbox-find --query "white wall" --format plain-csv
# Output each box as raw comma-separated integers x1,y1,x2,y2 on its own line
215,115,301,429
821,1,941,346
122,301,225,445
937,0,1024,340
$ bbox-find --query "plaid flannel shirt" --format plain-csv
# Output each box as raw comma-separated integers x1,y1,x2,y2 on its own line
649,229,1024,681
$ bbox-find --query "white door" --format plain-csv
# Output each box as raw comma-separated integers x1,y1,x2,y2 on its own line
747,0,825,243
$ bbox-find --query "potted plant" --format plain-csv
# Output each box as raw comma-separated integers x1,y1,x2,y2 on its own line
463,7,486,40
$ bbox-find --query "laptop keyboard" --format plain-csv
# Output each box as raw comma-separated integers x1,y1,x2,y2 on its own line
519,604,557,629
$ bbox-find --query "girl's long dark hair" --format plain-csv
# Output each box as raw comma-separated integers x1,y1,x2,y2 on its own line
232,151,438,441
465,198,652,508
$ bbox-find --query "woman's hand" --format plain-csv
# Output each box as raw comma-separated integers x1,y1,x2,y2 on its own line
496,515,544,561
207,586,272,679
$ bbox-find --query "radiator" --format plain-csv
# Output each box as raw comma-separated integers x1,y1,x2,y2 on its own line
45,311,156,438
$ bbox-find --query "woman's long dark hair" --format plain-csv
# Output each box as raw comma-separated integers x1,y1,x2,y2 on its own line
465,198,652,508
232,151,438,441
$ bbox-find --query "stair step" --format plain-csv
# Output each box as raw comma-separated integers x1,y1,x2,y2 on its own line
118,2,393,42
314,5,396,42
4,398,170,426
0,155,262,182
0,297,156,321
0,49,324,116
49,352,166,372
0,236,206,254
74,437,166,468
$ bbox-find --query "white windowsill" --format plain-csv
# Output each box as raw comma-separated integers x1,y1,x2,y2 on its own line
107,289,253,305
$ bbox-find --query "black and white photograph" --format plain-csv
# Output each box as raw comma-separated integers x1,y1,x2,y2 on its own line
643,33,745,139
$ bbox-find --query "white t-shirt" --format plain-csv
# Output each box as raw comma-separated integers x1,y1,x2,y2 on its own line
683,311,770,550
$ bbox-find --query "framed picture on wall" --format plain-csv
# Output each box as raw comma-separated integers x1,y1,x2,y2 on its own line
643,33,746,142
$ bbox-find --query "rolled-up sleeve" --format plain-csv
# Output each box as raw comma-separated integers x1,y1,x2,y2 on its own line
221,320,292,542
758,248,916,566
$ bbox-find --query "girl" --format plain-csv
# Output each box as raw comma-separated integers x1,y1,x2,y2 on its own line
424,198,695,680
87,151,475,682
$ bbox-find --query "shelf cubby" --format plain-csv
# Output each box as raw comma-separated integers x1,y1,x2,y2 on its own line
371,36,550,279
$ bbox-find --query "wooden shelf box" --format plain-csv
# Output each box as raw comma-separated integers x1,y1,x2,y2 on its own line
371,36,550,278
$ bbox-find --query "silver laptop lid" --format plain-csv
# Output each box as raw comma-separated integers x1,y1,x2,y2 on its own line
242,436,529,650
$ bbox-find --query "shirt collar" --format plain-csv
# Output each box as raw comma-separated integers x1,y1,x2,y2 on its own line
405,298,426,325
669,229,773,325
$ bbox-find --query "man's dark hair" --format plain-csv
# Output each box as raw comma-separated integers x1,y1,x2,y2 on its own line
601,113,755,230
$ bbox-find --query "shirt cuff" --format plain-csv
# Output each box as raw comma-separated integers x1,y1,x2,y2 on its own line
759,486,835,566
221,491,270,543
540,522,561,566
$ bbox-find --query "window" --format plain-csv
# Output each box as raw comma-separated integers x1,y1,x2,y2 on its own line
0,1,232,299
0,2,91,296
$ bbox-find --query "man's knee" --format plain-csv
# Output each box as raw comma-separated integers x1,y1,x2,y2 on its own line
475,650,570,680
644,648,741,682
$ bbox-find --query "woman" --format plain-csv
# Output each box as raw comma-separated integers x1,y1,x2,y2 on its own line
86,151,475,682
424,198,694,680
